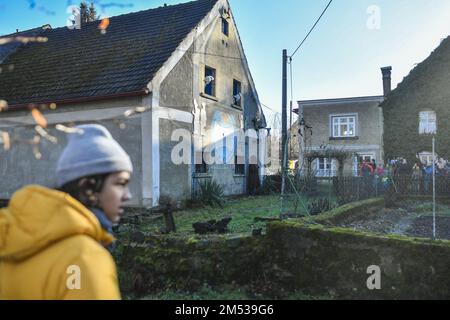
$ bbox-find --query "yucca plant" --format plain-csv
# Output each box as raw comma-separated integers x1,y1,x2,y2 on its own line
197,180,226,208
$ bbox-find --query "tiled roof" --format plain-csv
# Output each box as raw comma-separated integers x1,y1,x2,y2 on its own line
0,0,218,107
0,27,47,64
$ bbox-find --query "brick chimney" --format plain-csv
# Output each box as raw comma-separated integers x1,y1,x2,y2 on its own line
381,66,392,97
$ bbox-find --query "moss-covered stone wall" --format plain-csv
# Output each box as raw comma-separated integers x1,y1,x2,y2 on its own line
115,199,450,299
266,221,450,299
114,234,270,298
308,198,385,226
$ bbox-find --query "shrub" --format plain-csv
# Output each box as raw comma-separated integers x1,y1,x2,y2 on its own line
308,198,335,216
295,175,318,196
197,180,226,208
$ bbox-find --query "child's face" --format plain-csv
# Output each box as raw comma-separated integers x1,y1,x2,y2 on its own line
97,171,131,224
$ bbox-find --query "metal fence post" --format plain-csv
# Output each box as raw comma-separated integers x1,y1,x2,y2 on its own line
376,176,378,197
357,177,360,201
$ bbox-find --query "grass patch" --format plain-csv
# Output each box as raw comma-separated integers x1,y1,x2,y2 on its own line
137,285,334,300
126,194,331,236
134,195,284,235
140,285,251,300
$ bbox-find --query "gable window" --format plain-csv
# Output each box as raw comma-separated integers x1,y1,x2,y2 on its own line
233,80,242,107
419,111,437,134
221,18,229,36
331,115,356,138
204,66,216,97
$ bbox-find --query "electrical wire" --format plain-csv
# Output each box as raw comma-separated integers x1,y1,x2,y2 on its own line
175,48,243,61
289,57,294,109
291,0,334,59
260,102,279,114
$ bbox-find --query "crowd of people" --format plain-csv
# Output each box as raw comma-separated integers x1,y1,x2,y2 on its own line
358,157,450,195
358,159,390,194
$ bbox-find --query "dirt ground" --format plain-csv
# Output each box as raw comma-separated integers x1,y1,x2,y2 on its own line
336,200,450,240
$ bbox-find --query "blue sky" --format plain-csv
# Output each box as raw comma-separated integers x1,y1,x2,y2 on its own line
1,0,450,125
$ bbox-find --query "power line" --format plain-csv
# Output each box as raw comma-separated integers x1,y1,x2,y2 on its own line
289,57,296,127
291,0,334,59
289,58,294,106
175,48,244,61
260,102,279,114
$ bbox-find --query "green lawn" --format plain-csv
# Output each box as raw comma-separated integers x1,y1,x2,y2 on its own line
131,194,313,236
118,192,338,300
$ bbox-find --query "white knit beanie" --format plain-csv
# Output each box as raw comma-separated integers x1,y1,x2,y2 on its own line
56,124,133,187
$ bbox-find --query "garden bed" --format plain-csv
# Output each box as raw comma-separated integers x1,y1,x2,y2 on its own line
325,199,450,240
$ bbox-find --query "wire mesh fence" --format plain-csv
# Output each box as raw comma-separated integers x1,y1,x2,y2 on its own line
259,172,450,218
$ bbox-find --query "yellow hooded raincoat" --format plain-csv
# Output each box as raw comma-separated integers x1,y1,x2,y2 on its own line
0,185,121,300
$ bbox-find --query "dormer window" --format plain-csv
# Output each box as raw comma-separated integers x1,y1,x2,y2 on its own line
419,111,437,134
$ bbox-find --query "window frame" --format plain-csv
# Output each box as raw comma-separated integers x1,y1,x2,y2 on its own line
315,158,337,177
419,111,437,135
195,150,209,174
221,18,229,37
419,152,436,166
232,79,242,108
235,155,245,175
204,66,216,97
330,114,357,138
234,135,245,175
358,154,375,163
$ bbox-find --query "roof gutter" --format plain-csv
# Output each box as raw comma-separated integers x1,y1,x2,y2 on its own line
6,89,150,111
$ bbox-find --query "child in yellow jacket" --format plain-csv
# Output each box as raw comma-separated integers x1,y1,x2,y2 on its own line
0,124,132,300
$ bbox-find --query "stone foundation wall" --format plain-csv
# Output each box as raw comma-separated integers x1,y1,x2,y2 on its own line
115,199,450,299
